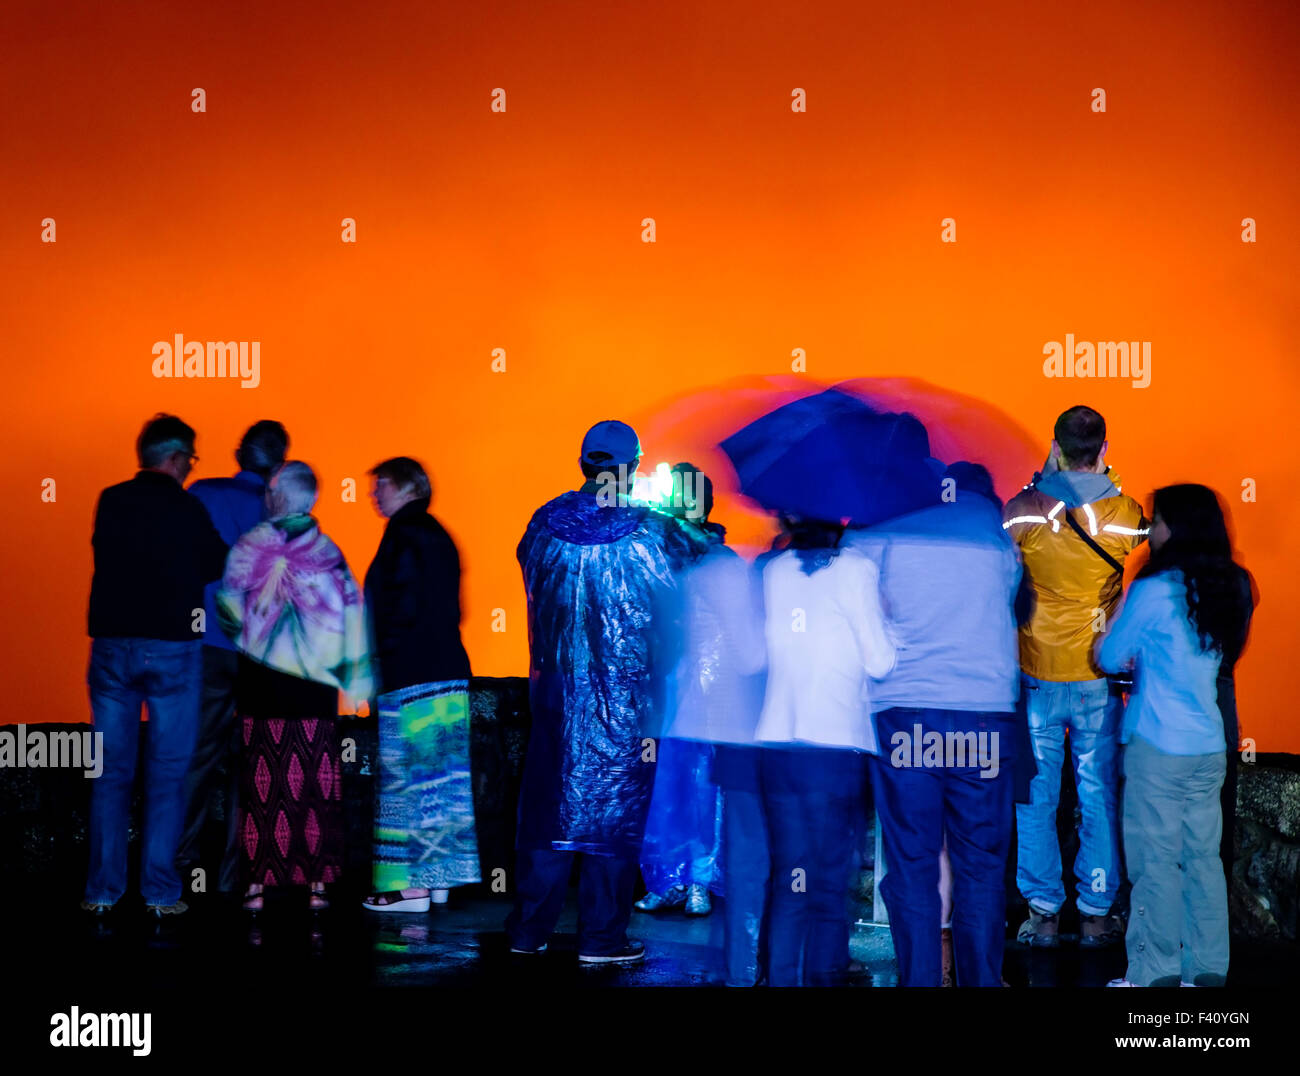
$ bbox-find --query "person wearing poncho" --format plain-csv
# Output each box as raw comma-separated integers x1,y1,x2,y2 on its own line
504,420,699,965
217,461,372,914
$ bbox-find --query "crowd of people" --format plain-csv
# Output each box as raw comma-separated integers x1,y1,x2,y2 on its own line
79,403,1255,989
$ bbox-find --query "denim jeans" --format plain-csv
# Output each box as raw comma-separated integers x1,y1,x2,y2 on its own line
871,707,1016,987
85,637,203,907
1014,674,1122,916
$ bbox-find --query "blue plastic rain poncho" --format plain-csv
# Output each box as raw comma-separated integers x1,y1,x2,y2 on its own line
515,488,700,858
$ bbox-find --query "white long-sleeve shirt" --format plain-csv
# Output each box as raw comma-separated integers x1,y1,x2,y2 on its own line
755,546,896,752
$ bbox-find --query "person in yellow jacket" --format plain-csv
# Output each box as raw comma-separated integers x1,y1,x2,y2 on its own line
1002,405,1148,948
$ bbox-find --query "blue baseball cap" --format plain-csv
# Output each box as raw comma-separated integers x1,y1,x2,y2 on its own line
580,420,642,467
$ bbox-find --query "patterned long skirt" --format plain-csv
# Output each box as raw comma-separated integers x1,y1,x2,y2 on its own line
373,680,480,891
239,716,344,889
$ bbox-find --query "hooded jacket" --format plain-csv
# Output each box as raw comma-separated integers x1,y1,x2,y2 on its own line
1002,466,1148,682
514,488,700,857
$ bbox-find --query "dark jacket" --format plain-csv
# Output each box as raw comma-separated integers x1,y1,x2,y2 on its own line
188,470,267,652
363,499,471,693
88,470,229,640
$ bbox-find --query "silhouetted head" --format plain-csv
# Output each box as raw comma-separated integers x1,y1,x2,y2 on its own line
369,456,431,519
266,460,318,519
137,413,197,484
778,513,845,574
579,419,642,489
1140,483,1252,663
667,462,714,521
236,420,289,480
944,461,1000,509
1052,405,1107,472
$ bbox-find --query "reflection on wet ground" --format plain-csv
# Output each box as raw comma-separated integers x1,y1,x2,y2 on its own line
23,882,1293,991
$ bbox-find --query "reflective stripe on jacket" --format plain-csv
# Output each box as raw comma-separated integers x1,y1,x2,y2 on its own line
1003,470,1147,681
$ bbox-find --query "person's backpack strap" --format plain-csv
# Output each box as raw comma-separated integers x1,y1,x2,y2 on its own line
1061,509,1124,573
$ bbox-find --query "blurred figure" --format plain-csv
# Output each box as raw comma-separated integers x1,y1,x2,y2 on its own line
1003,406,1147,948
177,419,289,897
505,421,694,965
362,457,478,912
1099,486,1254,987
852,462,1021,986
637,464,728,919
755,515,895,986
83,415,228,919
217,462,372,915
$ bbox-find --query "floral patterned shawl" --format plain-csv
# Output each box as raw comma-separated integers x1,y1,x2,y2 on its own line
218,514,374,703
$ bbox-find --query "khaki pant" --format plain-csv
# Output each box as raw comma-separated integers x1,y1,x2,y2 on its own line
1122,735,1229,987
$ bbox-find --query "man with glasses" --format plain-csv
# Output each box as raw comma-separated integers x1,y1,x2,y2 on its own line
83,414,229,919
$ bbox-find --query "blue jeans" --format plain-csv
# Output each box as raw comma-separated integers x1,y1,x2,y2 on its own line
871,708,1016,987
85,637,202,907
1014,674,1122,917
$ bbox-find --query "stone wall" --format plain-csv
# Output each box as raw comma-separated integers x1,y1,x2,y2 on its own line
2,677,1297,948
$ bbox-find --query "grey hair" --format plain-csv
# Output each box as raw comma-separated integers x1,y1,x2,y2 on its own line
272,460,318,515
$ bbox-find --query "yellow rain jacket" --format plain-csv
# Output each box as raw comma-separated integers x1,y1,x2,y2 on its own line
1002,466,1148,682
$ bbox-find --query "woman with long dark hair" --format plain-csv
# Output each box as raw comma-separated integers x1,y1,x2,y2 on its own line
754,514,895,986
1097,484,1254,987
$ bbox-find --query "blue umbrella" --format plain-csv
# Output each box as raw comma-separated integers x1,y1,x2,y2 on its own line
720,391,940,525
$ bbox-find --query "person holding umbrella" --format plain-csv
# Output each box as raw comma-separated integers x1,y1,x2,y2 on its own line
721,394,944,986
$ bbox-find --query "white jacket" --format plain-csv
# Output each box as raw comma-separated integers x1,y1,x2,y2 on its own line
755,546,896,751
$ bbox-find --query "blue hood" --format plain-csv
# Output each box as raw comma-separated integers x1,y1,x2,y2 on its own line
1037,469,1120,508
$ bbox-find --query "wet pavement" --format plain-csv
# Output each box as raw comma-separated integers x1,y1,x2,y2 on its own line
16,879,1294,992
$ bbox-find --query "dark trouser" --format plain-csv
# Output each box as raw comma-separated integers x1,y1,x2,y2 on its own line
175,647,242,894
761,745,862,987
715,745,771,986
870,708,1015,988
505,847,638,955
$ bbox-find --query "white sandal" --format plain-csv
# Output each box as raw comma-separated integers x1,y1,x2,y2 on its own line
362,891,431,913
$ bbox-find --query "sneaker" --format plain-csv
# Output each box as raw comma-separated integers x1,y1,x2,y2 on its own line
684,884,712,917
1180,980,1198,987
579,941,646,965
509,942,548,954
634,886,686,913
80,900,114,918
147,901,188,918
1107,977,1139,987
1016,908,1060,948
1080,912,1125,949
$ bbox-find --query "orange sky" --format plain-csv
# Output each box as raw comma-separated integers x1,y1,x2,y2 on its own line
2,1,1297,749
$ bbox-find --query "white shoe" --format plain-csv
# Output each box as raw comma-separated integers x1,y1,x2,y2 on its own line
1181,980,1198,987
430,889,450,904
362,893,432,913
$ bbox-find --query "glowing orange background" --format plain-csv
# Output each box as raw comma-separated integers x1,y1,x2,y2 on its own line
2,2,1296,748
